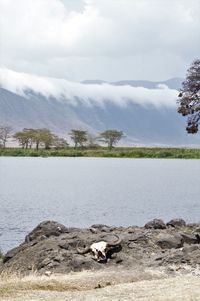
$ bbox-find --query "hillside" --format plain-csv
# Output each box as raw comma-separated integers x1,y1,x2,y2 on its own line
0,77,199,146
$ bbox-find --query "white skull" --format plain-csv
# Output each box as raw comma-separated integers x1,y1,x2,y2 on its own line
90,241,108,261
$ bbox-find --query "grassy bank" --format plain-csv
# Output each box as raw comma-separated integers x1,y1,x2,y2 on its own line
0,147,200,158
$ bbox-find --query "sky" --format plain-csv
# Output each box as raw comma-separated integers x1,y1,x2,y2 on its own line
0,0,200,82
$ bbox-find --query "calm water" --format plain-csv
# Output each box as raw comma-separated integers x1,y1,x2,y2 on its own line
0,157,199,252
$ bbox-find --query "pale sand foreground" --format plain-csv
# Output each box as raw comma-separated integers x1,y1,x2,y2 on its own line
0,269,200,301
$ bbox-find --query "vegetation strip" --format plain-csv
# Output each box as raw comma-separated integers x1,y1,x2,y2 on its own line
0,147,200,158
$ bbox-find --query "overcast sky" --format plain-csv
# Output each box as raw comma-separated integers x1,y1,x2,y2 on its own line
0,0,200,81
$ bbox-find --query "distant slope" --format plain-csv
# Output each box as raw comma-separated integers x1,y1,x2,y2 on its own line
0,78,199,146
0,88,92,134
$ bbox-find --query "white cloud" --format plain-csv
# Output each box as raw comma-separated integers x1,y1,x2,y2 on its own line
0,0,199,80
0,68,178,109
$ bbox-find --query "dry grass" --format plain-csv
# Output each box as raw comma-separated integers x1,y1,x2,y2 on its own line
0,268,200,301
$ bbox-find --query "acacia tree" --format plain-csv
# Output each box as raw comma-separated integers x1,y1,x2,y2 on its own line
13,128,66,149
30,129,43,150
38,129,55,149
99,130,124,149
178,59,200,133
13,128,40,149
69,130,88,148
13,131,30,148
0,126,12,148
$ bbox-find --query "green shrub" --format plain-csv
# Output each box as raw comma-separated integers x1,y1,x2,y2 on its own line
0,147,200,159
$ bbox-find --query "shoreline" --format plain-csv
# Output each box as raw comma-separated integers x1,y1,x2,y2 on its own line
1,219,200,300
1,147,200,158
1,219,199,274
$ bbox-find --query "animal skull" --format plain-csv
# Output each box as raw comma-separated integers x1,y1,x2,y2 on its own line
76,235,121,262
90,241,108,261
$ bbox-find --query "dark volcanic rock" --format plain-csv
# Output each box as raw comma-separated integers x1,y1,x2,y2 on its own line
180,233,199,245
145,219,166,229
156,233,183,249
1,219,200,275
25,221,69,242
160,245,200,266
166,218,186,228
70,255,101,271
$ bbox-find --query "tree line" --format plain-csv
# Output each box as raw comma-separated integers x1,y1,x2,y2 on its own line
0,127,124,150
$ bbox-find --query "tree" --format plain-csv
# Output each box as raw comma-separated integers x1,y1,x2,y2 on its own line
0,126,12,148
69,130,88,148
37,129,55,149
99,130,124,148
26,128,43,150
23,128,37,148
177,59,200,133
13,130,30,149
13,128,58,149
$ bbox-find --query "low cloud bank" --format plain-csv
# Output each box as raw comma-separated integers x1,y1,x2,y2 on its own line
0,68,178,109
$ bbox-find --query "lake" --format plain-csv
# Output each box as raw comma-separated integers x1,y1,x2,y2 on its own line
0,157,199,252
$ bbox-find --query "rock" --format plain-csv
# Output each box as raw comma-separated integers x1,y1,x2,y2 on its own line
187,223,200,229
166,219,186,228
183,245,200,265
161,245,200,267
89,227,98,234
183,244,199,254
58,241,69,250
114,255,123,264
195,234,200,243
127,233,148,243
156,234,183,249
180,233,199,245
145,219,166,229
3,244,28,263
70,255,100,271
1,220,200,275
90,224,113,232
91,224,109,229
25,221,68,242
127,226,138,233
159,249,184,266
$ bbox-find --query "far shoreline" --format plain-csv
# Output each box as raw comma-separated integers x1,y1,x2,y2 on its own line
0,147,200,159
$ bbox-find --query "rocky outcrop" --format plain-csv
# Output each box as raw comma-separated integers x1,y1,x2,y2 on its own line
25,221,69,242
156,233,183,249
0,219,200,275
145,219,166,229
166,218,186,228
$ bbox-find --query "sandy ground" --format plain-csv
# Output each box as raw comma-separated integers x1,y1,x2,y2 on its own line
0,268,200,301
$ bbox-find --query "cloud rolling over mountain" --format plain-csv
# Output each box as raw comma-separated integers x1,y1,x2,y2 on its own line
0,68,178,109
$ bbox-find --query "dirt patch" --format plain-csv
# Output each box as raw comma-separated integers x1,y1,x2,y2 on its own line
0,270,199,301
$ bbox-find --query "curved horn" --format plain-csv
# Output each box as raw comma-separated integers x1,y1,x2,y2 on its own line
106,234,121,247
76,242,90,254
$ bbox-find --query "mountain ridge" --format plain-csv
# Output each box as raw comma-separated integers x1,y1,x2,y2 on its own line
81,77,183,89
0,77,199,146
